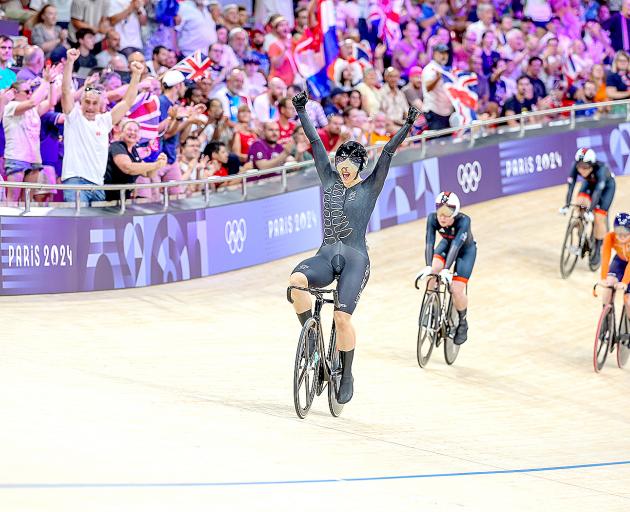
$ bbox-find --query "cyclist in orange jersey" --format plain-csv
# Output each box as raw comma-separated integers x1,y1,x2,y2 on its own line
599,213,630,315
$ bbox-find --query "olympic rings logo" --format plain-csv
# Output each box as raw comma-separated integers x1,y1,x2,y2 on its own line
225,218,247,254
457,161,482,193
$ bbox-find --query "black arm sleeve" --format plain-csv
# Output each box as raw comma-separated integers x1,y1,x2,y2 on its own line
444,216,470,269
425,214,437,265
296,107,332,182
588,164,608,212
565,163,578,207
369,121,412,191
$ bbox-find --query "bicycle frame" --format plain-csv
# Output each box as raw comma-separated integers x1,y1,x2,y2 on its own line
569,204,594,256
287,284,339,381
415,274,456,343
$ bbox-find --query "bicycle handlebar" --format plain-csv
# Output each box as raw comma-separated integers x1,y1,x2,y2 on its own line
414,273,451,291
593,282,621,297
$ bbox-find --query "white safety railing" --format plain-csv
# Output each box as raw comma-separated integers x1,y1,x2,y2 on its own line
2,98,628,215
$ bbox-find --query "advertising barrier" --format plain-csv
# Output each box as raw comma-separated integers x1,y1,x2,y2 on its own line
1,121,628,294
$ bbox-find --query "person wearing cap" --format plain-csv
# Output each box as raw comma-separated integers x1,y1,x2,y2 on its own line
264,15,298,87
60,48,145,203
175,0,217,57
402,66,424,110
421,44,454,131
323,87,349,117
327,39,366,89
379,67,409,127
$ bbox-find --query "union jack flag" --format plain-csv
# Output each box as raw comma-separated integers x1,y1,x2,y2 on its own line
439,67,479,132
126,92,161,160
171,49,212,81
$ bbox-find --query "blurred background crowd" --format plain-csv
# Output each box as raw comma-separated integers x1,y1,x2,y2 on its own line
0,0,629,203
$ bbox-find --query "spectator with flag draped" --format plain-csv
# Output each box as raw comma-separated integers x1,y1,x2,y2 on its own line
421,44,454,131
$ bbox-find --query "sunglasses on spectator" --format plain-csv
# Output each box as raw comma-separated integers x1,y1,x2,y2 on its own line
0,45,12,50
84,86,103,94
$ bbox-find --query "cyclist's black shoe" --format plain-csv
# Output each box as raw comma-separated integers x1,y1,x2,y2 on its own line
454,320,468,345
337,374,354,404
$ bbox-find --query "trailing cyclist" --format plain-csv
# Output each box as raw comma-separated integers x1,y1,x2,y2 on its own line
416,192,477,345
560,148,616,268
598,212,630,316
288,90,420,405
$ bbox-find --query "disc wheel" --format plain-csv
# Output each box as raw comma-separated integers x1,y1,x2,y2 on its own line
444,299,461,365
594,304,613,373
560,219,583,279
417,292,439,368
293,318,321,418
327,322,344,417
617,310,630,369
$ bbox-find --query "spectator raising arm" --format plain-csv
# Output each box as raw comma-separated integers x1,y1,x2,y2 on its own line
110,61,145,125
13,63,61,117
62,48,79,114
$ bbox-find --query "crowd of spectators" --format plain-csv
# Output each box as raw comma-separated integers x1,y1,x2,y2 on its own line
0,0,629,204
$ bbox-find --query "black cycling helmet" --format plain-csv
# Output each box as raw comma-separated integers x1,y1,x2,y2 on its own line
334,140,368,173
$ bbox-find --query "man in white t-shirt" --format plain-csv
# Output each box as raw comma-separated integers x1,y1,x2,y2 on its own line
252,77,286,123
3,65,60,202
421,44,454,131
61,48,145,203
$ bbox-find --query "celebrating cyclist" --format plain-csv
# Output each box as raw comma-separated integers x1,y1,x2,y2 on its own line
598,213,630,315
560,148,616,268
416,192,476,345
288,91,420,405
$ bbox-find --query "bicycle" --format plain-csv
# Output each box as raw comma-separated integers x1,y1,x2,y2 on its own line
592,283,630,372
286,283,344,419
414,273,461,368
560,204,599,279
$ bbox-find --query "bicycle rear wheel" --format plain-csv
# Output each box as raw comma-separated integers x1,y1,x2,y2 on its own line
560,219,582,279
594,304,613,373
444,298,460,365
617,309,630,369
327,322,344,417
293,318,321,418
417,292,439,368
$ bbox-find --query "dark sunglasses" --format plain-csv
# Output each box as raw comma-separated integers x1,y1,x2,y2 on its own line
84,86,103,95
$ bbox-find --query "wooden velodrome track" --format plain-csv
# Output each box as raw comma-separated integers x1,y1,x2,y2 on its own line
1,182,630,512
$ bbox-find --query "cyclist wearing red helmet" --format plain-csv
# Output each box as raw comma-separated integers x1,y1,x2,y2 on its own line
599,213,630,316
560,148,616,268
417,191,477,345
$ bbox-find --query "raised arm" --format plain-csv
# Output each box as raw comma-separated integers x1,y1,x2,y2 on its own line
292,93,325,157
62,49,80,114
111,61,145,125
425,214,438,265
444,215,470,269
370,106,419,188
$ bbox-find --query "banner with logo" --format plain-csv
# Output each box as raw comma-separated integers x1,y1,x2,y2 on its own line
438,146,502,206
0,187,322,295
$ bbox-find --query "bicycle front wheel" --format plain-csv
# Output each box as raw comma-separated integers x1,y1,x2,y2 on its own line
417,292,440,368
587,223,601,272
327,322,344,417
594,304,613,373
293,318,321,419
560,219,582,279
617,309,630,369
444,298,460,365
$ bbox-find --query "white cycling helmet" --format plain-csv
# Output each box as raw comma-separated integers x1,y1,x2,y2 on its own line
575,148,597,164
435,191,461,217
